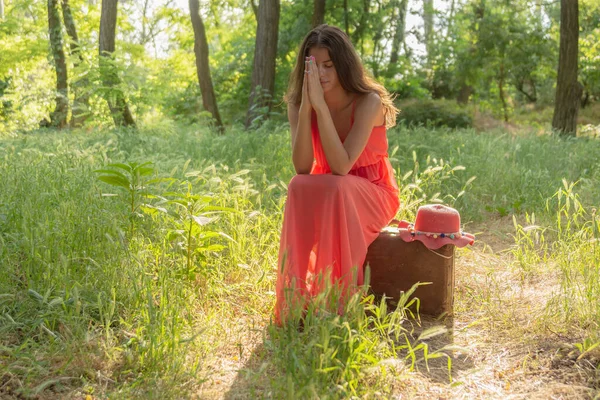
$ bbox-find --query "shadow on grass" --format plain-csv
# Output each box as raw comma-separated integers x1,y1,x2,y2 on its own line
223,312,476,399
405,314,476,384
223,335,274,399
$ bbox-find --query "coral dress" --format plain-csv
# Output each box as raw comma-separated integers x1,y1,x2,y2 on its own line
274,100,400,324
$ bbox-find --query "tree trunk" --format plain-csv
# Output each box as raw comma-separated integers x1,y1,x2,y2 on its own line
352,0,370,52
245,0,280,129
46,0,69,128
61,0,81,60
423,0,434,66
498,61,508,122
552,0,582,136
515,78,537,103
61,0,90,126
457,85,472,104
581,90,589,109
312,0,325,27
389,0,408,73
371,1,384,79
189,0,223,132
457,1,484,105
99,0,136,127
141,0,150,44
0,0,5,20
445,0,455,39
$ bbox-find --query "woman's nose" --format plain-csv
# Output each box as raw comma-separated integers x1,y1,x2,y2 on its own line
318,65,326,76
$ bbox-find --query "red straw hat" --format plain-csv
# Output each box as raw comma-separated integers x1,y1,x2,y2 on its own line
396,204,475,249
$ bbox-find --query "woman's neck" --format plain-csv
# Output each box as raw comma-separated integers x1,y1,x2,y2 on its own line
324,87,355,114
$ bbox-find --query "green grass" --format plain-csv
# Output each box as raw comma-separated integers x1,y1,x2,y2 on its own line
1,121,599,398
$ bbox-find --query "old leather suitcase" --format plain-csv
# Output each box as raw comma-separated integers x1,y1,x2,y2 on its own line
363,230,455,316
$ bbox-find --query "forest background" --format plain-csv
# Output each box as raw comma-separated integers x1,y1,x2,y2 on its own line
1,0,599,134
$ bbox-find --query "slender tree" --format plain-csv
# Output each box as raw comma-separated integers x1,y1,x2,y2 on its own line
371,1,385,78
312,0,325,27
61,0,90,126
0,0,4,20
99,0,135,127
423,0,434,66
352,0,370,52
389,0,408,73
245,0,280,129
457,1,485,104
61,0,81,60
498,59,508,122
46,0,69,128
552,0,582,136
189,0,223,131
445,0,455,39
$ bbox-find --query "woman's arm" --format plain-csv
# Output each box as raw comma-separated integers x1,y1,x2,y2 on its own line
288,102,314,175
289,58,315,175
315,92,383,175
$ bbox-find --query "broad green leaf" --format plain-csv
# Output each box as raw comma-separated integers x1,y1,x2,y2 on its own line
107,163,133,172
98,175,131,189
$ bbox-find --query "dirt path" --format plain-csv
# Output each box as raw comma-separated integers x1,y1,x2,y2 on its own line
198,222,600,399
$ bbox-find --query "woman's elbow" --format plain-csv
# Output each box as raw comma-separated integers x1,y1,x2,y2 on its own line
330,165,350,176
294,167,312,175
293,159,313,174
292,156,313,175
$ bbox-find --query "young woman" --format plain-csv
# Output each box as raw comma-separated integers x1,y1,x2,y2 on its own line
274,24,400,325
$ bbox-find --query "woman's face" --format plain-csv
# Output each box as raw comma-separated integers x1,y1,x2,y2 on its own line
308,47,339,94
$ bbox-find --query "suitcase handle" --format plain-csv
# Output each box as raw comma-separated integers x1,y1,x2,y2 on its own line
426,247,454,259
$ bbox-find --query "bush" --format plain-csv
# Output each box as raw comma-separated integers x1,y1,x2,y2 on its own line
397,99,473,129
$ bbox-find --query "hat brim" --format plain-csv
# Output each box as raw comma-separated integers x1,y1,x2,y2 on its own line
395,220,475,249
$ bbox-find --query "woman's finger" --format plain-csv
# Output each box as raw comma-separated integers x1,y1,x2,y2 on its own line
303,69,308,94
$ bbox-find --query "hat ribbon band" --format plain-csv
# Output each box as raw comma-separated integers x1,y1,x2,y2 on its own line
408,224,464,240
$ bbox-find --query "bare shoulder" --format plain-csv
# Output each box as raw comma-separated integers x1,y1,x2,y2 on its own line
356,92,384,125
356,92,382,111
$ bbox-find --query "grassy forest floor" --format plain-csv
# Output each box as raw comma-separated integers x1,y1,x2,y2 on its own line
1,119,599,399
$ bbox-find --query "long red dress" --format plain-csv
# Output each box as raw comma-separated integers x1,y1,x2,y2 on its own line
274,100,400,324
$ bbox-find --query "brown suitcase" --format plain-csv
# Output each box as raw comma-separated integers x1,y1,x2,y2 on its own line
363,230,455,316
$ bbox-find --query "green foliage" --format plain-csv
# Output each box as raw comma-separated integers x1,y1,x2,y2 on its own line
95,160,159,234
2,0,599,133
397,99,473,128
580,0,600,104
432,0,558,116
381,58,431,100
158,187,234,279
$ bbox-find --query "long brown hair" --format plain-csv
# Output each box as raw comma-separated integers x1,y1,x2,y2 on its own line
284,24,398,128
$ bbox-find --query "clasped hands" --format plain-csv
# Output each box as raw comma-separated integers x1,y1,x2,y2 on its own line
301,55,326,113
